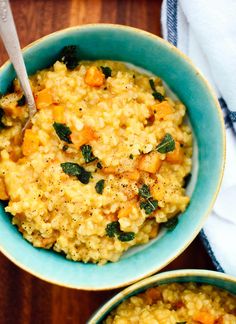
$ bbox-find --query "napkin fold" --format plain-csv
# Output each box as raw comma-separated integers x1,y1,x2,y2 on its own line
161,0,236,275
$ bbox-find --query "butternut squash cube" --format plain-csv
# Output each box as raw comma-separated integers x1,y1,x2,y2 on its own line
71,125,98,148
193,311,215,324
35,88,53,109
123,170,140,181
22,129,39,156
166,142,184,164
118,205,133,219
151,182,165,200
102,166,117,174
52,105,65,123
137,152,161,174
152,101,174,120
84,66,105,87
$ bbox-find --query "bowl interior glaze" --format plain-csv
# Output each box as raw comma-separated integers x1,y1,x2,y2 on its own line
0,25,225,290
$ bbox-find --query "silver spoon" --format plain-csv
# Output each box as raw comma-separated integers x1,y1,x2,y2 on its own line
0,0,37,130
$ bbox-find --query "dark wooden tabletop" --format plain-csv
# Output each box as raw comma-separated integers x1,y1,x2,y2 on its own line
0,1,215,323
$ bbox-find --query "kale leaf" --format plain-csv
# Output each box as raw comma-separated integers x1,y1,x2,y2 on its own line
80,144,98,163
97,162,103,169
100,66,112,79
183,173,192,188
17,95,26,106
163,215,179,231
106,221,135,241
138,184,151,199
156,133,175,153
106,221,121,238
95,179,105,194
140,198,158,215
0,108,6,129
149,79,164,102
61,162,91,184
118,232,135,242
53,122,72,144
58,45,78,70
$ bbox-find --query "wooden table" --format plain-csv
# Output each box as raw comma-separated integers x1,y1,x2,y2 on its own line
0,1,215,323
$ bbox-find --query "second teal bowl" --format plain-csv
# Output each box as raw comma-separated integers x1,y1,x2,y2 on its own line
89,270,236,323
0,24,225,290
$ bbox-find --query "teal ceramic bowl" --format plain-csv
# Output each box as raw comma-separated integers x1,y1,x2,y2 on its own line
0,24,225,290
88,269,236,323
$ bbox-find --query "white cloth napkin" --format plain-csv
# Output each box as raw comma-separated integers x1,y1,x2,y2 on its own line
162,0,236,275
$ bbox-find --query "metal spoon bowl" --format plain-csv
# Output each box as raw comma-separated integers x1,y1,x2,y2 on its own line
0,0,37,130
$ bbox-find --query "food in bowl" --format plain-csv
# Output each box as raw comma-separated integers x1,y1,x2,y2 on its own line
0,46,192,264
105,282,236,323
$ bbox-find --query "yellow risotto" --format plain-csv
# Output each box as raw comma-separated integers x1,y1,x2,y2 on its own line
105,283,236,324
0,49,192,264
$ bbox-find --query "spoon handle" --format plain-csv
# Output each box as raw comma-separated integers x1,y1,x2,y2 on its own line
0,0,36,117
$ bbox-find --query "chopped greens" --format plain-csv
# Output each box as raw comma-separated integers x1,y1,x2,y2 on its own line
183,173,192,188
138,184,151,199
149,79,157,92
149,79,164,102
80,144,98,163
61,162,83,177
118,232,135,242
106,221,121,238
97,162,103,169
129,154,134,159
163,215,179,231
0,108,6,129
61,162,91,184
106,221,135,241
140,198,158,215
95,179,105,194
139,184,158,215
156,133,175,153
152,92,165,101
58,45,78,70
100,66,112,78
62,144,69,151
53,122,72,144
77,170,91,184
17,95,26,106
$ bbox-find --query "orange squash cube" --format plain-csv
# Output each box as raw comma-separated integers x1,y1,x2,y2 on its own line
193,311,215,324
71,125,98,148
52,105,65,123
22,129,39,156
0,177,9,200
35,88,53,109
151,182,165,200
118,205,133,219
145,288,161,305
137,151,162,174
102,166,117,174
166,142,184,164
123,170,140,181
84,66,105,87
152,101,174,120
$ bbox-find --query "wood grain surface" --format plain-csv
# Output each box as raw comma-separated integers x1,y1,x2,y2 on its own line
0,1,214,323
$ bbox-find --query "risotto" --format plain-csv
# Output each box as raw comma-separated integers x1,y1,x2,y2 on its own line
0,46,192,264
105,283,236,324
